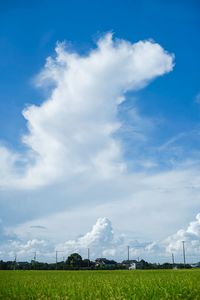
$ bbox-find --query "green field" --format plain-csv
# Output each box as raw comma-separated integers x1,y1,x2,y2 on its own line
0,270,200,300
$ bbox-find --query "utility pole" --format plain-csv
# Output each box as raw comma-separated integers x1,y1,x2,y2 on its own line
182,241,186,267
13,253,17,270
63,257,65,270
56,251,58,270
87,248,90,268
32,251,36,270
33,251,36,261
172,253,175,265
127,245,130,263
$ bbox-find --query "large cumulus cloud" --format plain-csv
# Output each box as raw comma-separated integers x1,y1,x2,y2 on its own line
0,33,174,189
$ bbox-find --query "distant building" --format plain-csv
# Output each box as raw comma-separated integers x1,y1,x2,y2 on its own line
122,259,138,270
190,263,200,268
122,259,149,269
129,262,137,270
95,258,117,268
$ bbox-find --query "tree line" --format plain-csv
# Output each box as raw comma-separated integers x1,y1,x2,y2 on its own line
0,252,195,270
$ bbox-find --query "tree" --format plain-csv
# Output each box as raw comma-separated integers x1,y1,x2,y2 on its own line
66,253,82,268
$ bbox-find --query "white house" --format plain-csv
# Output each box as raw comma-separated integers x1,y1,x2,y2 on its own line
129,262,137,270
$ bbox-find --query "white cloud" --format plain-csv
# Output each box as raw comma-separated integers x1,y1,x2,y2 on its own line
0,33,174,189
165,213,200,256
1,214,200,263
0,217,117,261
4,33,200,263
0,218,54,261
58,217,116,258
68,217,114,247
0,147,19,188
75,215,200,262
3,239,54,262
6,165,200,247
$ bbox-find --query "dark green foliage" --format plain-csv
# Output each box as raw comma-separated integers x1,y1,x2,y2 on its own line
0,258,194,271
66,253,82,268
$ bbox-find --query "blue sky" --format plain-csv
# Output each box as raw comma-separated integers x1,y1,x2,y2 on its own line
1,0,200,148
0,0,200,262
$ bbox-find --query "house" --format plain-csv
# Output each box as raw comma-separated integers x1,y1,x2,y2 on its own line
95,258,117,268
122,259,138,268
190,263,200,268
122,259,149,269
129,262,137,270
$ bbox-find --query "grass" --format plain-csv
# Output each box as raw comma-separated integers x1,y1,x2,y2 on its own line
0,269,200,299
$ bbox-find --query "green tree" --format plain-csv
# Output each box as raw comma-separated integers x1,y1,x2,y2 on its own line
66,253,82,268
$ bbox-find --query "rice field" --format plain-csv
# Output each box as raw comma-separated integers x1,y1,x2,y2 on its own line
0,269,200,300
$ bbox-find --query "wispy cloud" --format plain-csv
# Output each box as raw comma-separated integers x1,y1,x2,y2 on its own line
30,225,47,230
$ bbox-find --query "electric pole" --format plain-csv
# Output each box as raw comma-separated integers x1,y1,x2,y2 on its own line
127,245,130,263
172,253,175,265
87,248,90,268
182,241,186,267
56,250,64,270
32,251,36,270
13,253,17,270
63,256,65,270
33,251,36,261
56,251,58,270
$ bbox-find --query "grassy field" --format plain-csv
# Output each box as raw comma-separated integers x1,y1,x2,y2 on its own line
0,269,200,300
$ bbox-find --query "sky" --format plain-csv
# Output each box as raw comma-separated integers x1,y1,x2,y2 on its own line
0,0,200,263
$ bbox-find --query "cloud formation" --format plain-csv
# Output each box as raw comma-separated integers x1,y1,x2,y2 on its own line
165,213,200,256
59,214,200,261
59,217,116,257
1,214,200,263
0,33,174,189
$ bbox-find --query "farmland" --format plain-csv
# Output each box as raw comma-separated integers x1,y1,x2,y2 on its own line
0,270,200,300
